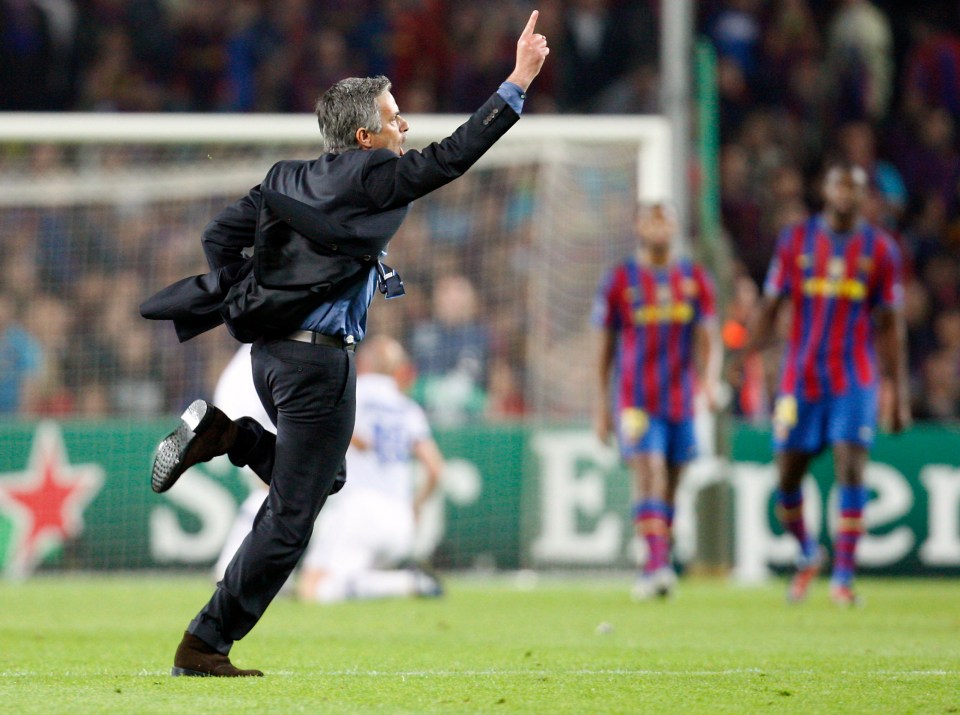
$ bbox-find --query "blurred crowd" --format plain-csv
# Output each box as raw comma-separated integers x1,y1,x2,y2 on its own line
706,0,960,422
1,0,959,424
0,156,540,424
0,0,658,114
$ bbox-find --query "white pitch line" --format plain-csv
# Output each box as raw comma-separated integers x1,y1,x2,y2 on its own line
296,669,959,678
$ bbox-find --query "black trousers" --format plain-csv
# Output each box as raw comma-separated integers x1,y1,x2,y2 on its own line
188,337,356,654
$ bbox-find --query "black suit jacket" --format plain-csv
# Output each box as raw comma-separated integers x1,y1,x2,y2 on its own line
141,92,520,342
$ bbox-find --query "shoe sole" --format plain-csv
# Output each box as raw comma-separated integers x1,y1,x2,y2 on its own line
151,400,211,494
171,666,209,677
170,666,264,677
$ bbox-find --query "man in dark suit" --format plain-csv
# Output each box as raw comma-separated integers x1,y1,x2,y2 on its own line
147,11,549,678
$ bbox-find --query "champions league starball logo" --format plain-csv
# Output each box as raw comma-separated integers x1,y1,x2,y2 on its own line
0,422,104,579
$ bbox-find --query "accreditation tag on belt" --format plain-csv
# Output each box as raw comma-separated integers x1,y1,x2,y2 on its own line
376,261,406,299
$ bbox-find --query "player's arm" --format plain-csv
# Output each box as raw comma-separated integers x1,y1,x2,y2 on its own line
362,11,548,209
350,434,371,451
693,265,722,410
695,318,723,411
412,437,444,520
737,227,794,363
874,307,912,433
595,327,617,445
725,292,784,392
872,236,911,433
742,293,785,354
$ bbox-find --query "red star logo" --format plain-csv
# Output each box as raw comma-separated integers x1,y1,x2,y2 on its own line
0,422,104,578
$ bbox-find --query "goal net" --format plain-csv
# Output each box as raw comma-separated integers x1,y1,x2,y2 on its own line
0,111,672,575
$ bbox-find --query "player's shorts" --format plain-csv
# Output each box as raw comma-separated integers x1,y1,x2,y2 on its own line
300,487,415,575
772,385,878,454
617,407,697,465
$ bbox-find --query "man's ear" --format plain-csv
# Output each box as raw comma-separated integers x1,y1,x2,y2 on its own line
355,127,373,149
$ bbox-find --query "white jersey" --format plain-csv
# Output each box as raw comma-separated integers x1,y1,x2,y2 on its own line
300,372,433,576
347,373,432,504
216,355,434,580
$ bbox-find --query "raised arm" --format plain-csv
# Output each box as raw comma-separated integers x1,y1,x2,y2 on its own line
362,11,550,210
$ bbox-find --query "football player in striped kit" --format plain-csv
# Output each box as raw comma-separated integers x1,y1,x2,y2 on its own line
748,163,911,606
593,202,721,600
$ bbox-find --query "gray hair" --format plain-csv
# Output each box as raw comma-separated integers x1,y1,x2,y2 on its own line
315,76,392,154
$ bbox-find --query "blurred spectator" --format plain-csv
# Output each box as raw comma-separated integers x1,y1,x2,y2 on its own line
485,356,526,419
904,194,950,275
759,0,820,96
110,324,164,415
0,0,80,110
934,309,960,358
902,278,937,384
722,272,767,420
384,0,450,111
21,293,73,415
922,254,960,311
824,0,893,123
448,7,514,111
892,107,960,213
720,143,764,284
220,0,266,112
0,0,651,115
918,349,960,420
0,294,43,415
557,0,657,112
835,121,907,223
717,57,753,140
707,0,763,79
169,2,229,112
410,274,489,426
902,13,960,122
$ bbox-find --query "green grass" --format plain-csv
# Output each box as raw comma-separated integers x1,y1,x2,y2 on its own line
0,574,957,714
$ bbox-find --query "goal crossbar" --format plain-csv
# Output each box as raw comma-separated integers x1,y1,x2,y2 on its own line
0,112,672,203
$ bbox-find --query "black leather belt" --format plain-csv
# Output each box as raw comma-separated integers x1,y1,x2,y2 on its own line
286,330,357,351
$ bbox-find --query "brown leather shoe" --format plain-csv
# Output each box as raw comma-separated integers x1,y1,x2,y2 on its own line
152,400,237,493
171,632,264,677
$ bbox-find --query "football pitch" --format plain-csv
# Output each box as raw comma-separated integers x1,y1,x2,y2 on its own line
0,574,957,714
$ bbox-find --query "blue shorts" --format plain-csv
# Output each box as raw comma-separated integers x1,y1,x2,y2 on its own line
772,385,878,454
618,407,697,465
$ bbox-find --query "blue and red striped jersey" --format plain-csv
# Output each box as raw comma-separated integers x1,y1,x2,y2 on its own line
764,215,903,401
593,256,717,421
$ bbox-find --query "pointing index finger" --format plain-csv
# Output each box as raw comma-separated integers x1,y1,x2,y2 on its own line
521,9,539,37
